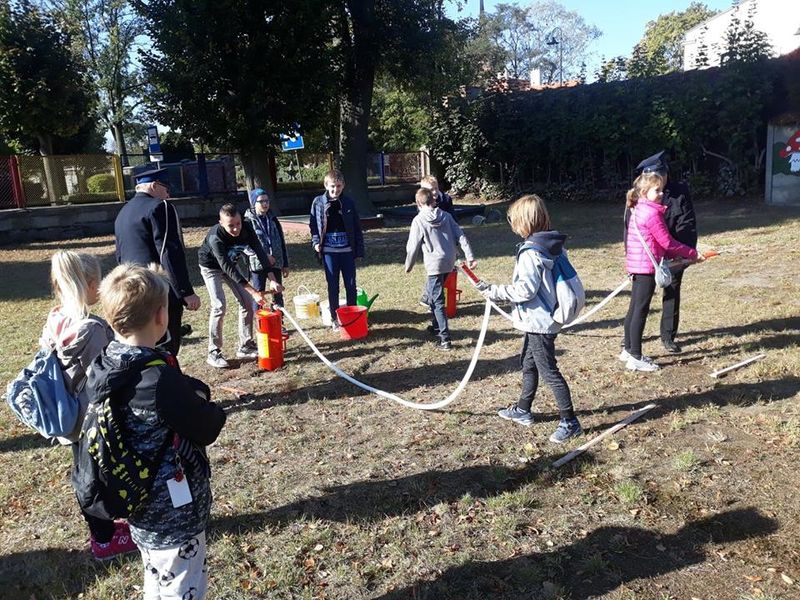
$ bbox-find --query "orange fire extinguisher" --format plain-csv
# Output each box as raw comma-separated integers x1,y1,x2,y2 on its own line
443,271,461,318
256,308,287,371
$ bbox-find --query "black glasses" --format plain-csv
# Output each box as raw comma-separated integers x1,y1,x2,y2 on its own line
256,199,270,204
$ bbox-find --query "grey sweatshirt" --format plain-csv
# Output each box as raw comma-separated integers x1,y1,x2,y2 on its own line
405,206,475,276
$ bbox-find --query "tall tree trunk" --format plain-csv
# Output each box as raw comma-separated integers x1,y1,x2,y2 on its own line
241,149,279,214
37,134,67,205
338,0,378,215
112,121,129,167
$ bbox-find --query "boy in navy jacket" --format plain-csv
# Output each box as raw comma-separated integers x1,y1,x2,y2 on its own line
309,170,365,328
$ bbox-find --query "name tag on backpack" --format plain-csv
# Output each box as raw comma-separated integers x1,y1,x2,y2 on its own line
167,475,193,508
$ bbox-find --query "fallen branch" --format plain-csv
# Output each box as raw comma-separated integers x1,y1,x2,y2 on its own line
710,354,766,379
551,403,656,469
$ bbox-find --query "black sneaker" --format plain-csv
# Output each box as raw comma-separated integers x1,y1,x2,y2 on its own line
662,339,682,354
439,340,452,351
179,323,192,337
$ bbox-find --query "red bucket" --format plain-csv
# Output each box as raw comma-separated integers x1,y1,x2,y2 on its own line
336,305,368,340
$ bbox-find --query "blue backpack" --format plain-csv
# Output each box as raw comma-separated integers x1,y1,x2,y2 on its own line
520,243,586,325
5,348,80,439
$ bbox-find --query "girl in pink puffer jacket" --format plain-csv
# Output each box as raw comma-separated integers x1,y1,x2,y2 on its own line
621,172,702,372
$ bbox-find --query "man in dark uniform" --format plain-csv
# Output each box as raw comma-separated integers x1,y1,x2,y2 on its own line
114,168,200,356
624,150,697,354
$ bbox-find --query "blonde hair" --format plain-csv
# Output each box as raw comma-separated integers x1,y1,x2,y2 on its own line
100,263,169,336
323,169,345,185
506,194,551,238
626,172,665,208
419,175,438,187
50,251,102,321
415,187,434,207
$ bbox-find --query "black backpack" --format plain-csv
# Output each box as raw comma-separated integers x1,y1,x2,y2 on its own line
72,358,172,520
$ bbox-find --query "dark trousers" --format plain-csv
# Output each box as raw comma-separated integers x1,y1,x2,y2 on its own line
323,252,357,320
518,332,573,418
157,294,184,357
251,267,284,311
660,268,685,342
82,508,114,542
623,274,656,359
426,273,450,343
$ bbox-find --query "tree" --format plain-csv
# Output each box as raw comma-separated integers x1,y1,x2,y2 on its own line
135,0,333,199
720,2,772,65
43,0,142,165
484,3,539,79
526,1,600,83
0,0,95,203
627,2,717,78
0,0,94,155
369,81,431,151
330,0,466,212
595,56,627,83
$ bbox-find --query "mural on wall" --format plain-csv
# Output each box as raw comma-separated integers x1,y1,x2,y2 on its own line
774,128,800,175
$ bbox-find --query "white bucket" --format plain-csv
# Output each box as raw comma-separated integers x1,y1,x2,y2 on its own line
320,299,346,327
293,285,320,320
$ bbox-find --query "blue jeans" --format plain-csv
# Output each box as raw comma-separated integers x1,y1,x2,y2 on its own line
426,273,450,343
323,252,357,321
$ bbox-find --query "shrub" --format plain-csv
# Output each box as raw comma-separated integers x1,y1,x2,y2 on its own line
66,192,119,204
87,173,116,193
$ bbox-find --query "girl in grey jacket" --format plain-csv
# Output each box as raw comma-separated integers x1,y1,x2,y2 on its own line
480,195,582,444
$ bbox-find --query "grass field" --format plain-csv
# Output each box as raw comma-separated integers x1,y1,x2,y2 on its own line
0,197,799,600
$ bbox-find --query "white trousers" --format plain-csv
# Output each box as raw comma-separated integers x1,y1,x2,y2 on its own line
141,531,207,600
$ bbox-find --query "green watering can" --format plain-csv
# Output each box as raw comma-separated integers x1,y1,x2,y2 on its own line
356,287,379,311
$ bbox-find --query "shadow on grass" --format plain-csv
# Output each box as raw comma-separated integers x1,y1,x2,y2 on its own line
219,352,522,412
0,432,48,454
369,507,778,600
0,547,135,598
580,376,800,428
210,453,583,535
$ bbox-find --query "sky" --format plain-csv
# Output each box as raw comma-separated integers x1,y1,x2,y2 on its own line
448,0,735,75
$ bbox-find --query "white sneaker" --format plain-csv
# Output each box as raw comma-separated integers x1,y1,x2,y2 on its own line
207,350,230,368
626,355,660,372
619,349,632,362
236,341,258,359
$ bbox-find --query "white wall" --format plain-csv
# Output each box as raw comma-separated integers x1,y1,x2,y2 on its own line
684,0,800,70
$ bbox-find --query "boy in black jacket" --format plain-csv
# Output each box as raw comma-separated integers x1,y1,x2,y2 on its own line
88,264,226,600
198,203,283,368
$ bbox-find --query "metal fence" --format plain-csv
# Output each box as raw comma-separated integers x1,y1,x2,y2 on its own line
0,150,429,210
9,154,122,208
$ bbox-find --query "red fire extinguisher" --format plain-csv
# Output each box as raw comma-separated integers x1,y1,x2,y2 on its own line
443,271,461,318
256,309,287,371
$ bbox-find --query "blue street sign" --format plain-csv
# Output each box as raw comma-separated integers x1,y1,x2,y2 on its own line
147,125,161,154
280,133,305,152
147,125,163,162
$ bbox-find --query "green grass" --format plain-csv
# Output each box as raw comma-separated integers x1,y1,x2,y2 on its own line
2,198,800,599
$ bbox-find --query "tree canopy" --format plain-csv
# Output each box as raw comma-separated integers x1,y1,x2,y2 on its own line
0,0,94,154
135,0,334,193
627,2,717,78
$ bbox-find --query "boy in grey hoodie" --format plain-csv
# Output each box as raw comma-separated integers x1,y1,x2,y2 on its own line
405,188,477,350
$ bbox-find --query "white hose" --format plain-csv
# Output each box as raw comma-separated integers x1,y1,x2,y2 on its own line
561,277,630,329
457,264,630,331
278,299,493,411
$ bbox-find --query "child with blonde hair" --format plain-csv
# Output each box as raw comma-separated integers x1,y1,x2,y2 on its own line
40,251,135,560
309,170,365,329
83,263,225,598
478,195,582,443
621,172,702,372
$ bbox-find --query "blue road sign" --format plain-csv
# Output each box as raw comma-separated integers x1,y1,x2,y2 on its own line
280,133,305,152
147,125,161,154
